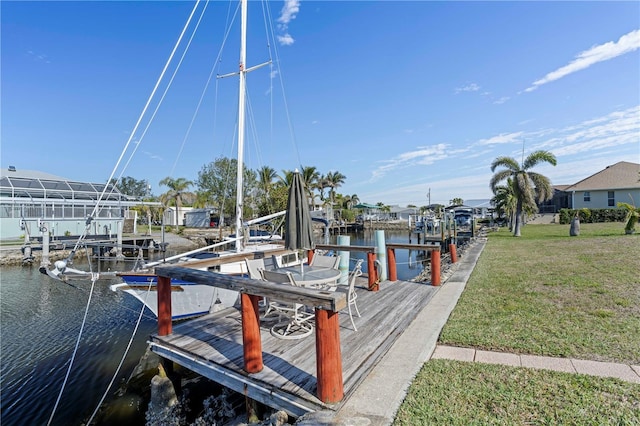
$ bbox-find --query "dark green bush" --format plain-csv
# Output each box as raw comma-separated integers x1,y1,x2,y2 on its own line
559,208,627,224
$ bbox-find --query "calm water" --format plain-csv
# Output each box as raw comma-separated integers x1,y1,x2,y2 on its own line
0,229,424,425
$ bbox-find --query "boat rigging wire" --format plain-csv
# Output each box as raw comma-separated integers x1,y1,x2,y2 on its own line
86,280,156,425
56,0,203,271
170,1,240,177
47,275,98,426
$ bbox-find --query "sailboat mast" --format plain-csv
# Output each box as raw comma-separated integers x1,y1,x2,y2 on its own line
235,0,248,251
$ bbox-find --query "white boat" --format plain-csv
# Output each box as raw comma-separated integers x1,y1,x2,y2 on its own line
45,0,303,320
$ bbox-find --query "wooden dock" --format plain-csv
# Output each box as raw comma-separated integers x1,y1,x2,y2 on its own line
149,276,439,417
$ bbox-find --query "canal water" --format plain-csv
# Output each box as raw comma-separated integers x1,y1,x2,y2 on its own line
0,229,427,425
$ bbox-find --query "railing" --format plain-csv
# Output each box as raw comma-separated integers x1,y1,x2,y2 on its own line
312,244,379,291
385,242,449,286
154,265,347,404
312,240,458,287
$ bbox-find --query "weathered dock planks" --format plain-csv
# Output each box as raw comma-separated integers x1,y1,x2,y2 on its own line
149,276,439,417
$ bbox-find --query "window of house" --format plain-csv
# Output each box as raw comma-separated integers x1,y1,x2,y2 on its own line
608,191,615,207
583,191,590,202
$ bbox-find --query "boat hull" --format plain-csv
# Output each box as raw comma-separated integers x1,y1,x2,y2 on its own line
112,244,301,320
111,278,238,320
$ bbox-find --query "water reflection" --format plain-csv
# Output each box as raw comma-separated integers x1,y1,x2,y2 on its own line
1,261,156,426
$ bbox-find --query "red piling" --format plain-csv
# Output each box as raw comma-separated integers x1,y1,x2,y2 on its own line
449,243,457,263
387,247,397,281
157,275,172,336
367,252,379,291
431,249,441,286
241,293,263,373
315,309,344,403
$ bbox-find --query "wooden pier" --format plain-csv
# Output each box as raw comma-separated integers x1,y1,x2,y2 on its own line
148,275,438,417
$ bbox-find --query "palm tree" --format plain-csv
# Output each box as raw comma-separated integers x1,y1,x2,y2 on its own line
257,166,278,209
159,176,194,231
346,194,359,210
325,171,346,205
279,170,295,187
491,177,517,231
490,150,557,236
301,166,319,208
316,173,330,201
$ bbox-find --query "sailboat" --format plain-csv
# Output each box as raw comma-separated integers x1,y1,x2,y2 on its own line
45,0,305,320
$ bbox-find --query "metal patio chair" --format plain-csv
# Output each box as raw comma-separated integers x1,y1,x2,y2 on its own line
261,269,314,340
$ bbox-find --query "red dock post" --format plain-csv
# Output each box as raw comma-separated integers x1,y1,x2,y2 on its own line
387,247,397,281
307,249,315,265
431,249,441,286
241,293,263,373
367,252,379,291
315,309,344,403
449,243,457,263
157,276,172,336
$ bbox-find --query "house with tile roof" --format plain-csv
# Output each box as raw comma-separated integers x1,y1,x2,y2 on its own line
564,161,640,209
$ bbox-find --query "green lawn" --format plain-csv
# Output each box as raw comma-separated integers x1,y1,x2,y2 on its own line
395,359,640,425
443,222,639,363
394,222,640,424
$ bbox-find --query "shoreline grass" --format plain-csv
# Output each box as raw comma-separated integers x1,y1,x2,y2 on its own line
442,222,639,364
394,222,640,424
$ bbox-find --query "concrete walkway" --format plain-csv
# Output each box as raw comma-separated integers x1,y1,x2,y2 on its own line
432,345,640,384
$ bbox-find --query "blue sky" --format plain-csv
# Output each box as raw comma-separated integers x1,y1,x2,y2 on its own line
2,1,639,207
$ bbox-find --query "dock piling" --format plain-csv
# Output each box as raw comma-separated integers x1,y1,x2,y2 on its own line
315,309,344,403
387,248,397,281
431,249,441,286
449,243,457,263
157,276,173,336
241,293,263,373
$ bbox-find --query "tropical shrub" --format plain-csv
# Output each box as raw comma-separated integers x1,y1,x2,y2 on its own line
559,208,628,224
618,202,640,233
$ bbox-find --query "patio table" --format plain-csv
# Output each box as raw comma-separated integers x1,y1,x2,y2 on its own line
277,265,341,288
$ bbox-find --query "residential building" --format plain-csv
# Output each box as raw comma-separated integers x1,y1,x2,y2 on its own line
564,161,640,210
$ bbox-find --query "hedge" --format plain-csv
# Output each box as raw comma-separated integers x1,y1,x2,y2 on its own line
558,208,628,224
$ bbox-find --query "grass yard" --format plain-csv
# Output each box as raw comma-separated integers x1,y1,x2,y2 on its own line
440,222,639,364
394,222,639,425
394,359,640,425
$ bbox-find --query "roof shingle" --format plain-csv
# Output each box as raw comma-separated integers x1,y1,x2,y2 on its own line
565,161,640,191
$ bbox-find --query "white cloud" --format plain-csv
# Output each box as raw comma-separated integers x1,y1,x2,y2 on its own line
525,29,640,92
277,34,295,46
278,0,300,25
369,144,449,181
277,0,300,46
454,83,480,94
352,105,639,206
477,132,524,146
535,106,640,156
143,151,163,161
26,50,51,63
358,171,494,207
493,96,510,105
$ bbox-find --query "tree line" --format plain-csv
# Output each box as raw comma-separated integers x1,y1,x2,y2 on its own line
116,150,563,238
113,157,361,227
